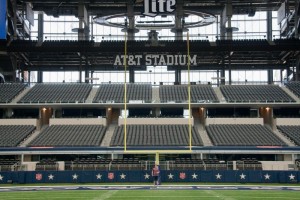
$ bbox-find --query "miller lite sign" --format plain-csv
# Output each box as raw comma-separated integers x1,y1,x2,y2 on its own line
143,0,176,17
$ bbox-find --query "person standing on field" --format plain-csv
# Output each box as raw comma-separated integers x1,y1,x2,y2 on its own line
152,164,160,186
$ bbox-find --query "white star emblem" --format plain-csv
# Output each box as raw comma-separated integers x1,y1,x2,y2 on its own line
48,174,54,180
72,174,78,180
264,174,271,180
0,174,3,181
144,173,150,179
96,174,102,180
191,173,198,179
215,173,222,179
120,173,126,179
289,174,295,180
168,173,174,179
240,173,246,179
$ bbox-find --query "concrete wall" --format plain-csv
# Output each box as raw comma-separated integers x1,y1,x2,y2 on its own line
261,161,294,170
276,118,300,126
206,118,263,125
50,118,107,126
0,119,37,126
118,117,194,125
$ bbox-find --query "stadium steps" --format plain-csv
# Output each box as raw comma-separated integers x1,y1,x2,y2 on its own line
19,129,43,147
194,121,213,146
11,87,32,103
213,87,226,102
85,87,98,103
273,127,296,147
281,86,300,102
152,87,160,103
101,123,118,146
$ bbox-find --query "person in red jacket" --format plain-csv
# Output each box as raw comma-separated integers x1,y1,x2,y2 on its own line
152,164,160,186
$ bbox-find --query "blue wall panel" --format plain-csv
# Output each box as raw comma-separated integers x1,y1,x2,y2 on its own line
0,0,6,39
0,170,299,184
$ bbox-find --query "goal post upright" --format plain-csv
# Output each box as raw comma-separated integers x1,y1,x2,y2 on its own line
124,31,128,152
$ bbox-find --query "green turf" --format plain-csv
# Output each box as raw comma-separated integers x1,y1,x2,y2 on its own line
1,190,300,200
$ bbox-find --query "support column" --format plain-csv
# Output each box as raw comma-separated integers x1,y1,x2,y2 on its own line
38,12,44,42
78,2,88,41
79,57,82,83
296,56,300,81
129,68,135,83
173,0,184,40
267,11,273,84
220,12,226,40
37,71,43,83
220,58,226,85
127,3,138,41
295,0,300,39
37,12,44,83
228,54,232,85
175,69,181,84
225,0,233,40
85,55,89,83
12,0,17,40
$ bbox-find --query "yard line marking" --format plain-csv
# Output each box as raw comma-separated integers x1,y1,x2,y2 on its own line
93,190,118,200
205,190,236,200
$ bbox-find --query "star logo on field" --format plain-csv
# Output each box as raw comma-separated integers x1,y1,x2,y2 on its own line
144,173,150,179
264,174,271,180
120,173,126,179
168,173,174,179
72,174,78,180
96,174,102,180
289,174,295,180
0,174,3,181
240,173,246,180
48,174,54,180
215,173,222,179
192,173,198,179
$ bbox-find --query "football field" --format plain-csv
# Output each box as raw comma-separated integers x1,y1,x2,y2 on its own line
1,185,300,200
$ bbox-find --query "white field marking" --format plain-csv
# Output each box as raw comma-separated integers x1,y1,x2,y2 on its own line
205,190,236,200
2,184,300,189
93,190,118,200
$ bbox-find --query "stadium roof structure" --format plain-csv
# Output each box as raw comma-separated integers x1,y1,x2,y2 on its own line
20,0,289,16
0,0,299,75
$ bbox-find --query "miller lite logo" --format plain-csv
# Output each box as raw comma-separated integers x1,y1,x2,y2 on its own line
143,0,176,17
179,172,186,180
108,172,114,180
35,173,43,181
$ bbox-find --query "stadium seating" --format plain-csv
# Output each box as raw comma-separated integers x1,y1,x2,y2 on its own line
110,158,142,170
65,158,111,171
18,83,92,103
206,124,286,146
236,158,262,170
0,83,26,103
110,125,203,146
169,158,232,170
93,83,152,103
28,125,106,147
277,125,300,146
285,82,300,97
35,158,58,171
220,85,295,102
0,158,20,172
0,125,36,147
159,85,219,103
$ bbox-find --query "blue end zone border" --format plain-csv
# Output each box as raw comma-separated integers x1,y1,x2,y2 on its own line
1,185,300,192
